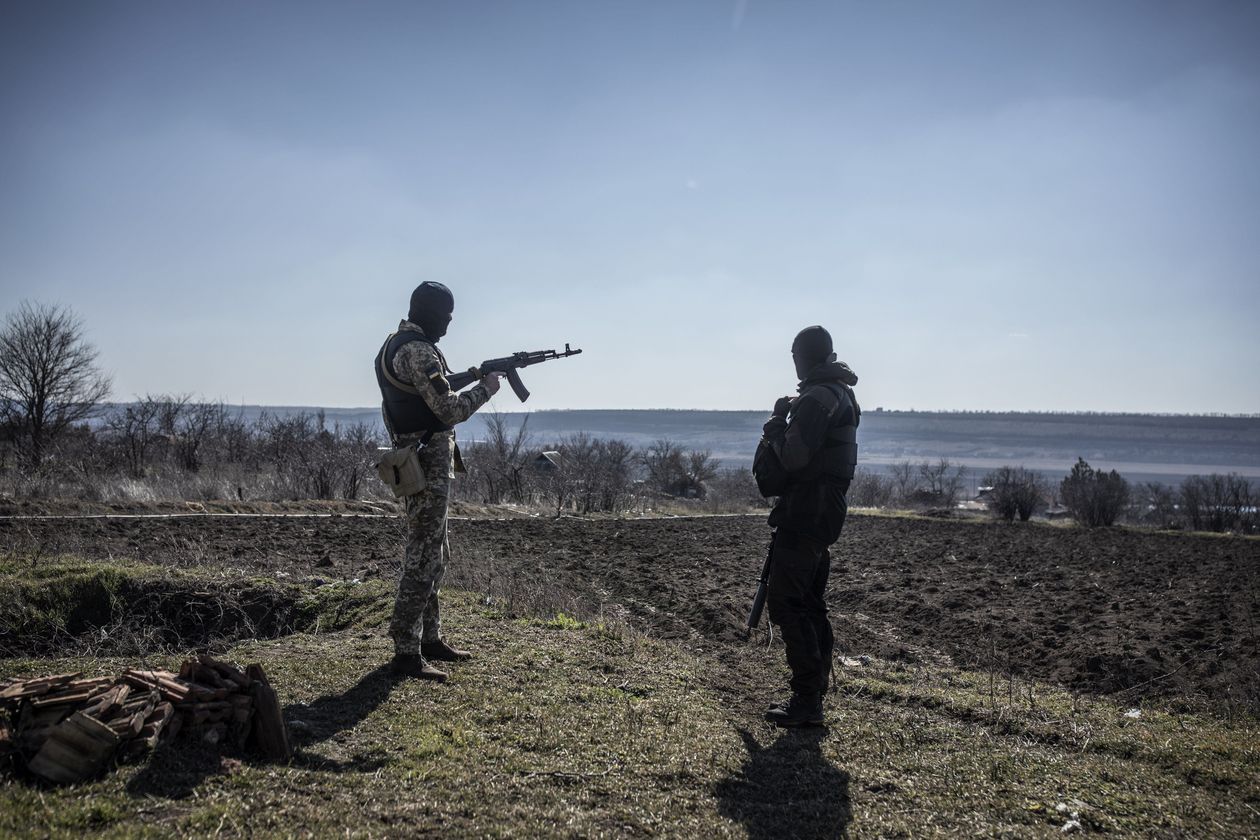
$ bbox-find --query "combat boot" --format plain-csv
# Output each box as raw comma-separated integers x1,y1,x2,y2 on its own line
421,639,472,662
765,693,824,727
389,653,447,682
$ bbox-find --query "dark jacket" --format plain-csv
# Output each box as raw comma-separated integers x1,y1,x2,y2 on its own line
763,360,860,544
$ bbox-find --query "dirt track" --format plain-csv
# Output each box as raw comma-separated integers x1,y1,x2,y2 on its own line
3,512,1257,711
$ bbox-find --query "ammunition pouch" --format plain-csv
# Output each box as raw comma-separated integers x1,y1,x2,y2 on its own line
375,444,427,498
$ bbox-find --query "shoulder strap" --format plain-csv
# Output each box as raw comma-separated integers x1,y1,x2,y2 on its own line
825,382,860,426
378,334,443,447
378,334,422,395
381,330,455,394
819,382,860,443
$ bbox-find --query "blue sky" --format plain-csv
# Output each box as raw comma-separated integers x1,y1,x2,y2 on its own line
2,1,1257,412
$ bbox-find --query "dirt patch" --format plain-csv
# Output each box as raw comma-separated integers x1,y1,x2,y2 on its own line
2,513,1257,712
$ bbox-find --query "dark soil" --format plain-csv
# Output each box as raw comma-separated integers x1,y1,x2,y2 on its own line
3,512,1257,712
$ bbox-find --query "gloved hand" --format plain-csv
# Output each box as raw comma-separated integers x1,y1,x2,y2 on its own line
773,396,794,418
482,371,504,396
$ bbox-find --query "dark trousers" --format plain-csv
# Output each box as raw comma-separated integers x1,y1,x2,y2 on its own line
766,528,835,698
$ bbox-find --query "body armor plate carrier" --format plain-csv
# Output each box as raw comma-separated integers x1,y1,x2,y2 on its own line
817,383,860,484
376,331,452,442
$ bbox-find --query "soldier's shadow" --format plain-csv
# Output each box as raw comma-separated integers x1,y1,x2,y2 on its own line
281,664,400,756
716,727,852,840
125,740,228,800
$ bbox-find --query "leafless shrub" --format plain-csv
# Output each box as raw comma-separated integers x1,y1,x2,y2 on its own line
595,439,636,511
918,458,968,509
532,434,629,514
982,467,1046,522
702,467,766,512
172,400,224,472
640,438,683,496
639,439,718,499
104,397,164,477
1133,482,1180,529
463,410,535,504
1180,473,1256,534
887,461,918,504
849,468,894,507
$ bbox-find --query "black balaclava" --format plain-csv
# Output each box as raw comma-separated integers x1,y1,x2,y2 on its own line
408,281,455,342
791,325,834,380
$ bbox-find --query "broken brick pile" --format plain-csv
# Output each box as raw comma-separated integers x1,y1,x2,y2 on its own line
0,655,291,784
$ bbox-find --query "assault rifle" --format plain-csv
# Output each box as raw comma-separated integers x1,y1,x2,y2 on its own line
745,533,775,637
447,343,582,402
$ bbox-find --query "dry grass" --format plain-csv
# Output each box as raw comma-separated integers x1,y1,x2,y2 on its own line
1,575,1257,838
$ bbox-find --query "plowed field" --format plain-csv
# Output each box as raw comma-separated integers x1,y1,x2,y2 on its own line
3,512,1256,712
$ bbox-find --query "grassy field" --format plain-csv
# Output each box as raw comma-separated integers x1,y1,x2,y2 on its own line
2,558,1258,838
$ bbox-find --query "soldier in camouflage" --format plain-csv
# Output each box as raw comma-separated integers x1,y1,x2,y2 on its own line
376,281,502,681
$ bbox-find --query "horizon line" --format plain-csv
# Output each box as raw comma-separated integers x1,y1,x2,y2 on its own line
90,402,1260,419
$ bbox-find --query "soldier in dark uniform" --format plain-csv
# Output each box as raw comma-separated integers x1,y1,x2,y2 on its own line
759,326,860,726
376,282,502,681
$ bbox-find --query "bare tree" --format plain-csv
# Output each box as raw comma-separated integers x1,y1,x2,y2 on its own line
1136,481,1180,530
173,401,224,472
0,302,111,467
640,438,684,495
145,393,189,467
104,397,163,478
595,439,635,511
338,421,380,500
917,458,968,509
209,405,254,469
887,460,918,504
1180,473,1256,533
541,448,574,515
563,432,601,514
480,410,533,503
153,393,190,438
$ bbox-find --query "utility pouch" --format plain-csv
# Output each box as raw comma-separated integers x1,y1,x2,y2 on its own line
753,438,789,498
375,444,427,497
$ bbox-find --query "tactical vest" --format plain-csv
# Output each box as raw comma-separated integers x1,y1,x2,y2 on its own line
813,382,861,484
375,331,452,441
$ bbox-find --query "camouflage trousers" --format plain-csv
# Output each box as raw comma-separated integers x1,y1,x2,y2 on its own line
389,473,451,655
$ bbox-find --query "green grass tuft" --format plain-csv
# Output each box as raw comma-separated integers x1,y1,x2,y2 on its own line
0,556,395,657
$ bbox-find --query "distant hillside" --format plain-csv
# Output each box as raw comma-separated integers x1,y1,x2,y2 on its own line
197,406,1260,484
468,409,1260,483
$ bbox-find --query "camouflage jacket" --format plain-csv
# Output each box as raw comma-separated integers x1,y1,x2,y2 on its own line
383,320,491,477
